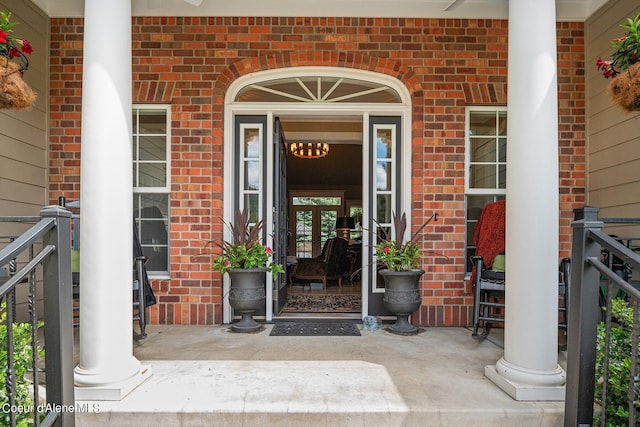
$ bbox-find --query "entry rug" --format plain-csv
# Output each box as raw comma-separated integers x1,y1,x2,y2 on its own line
270,322,361,336
282,293,362,313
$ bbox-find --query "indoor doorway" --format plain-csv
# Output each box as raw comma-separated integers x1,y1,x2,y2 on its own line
278,117,364,319
290,193,343,258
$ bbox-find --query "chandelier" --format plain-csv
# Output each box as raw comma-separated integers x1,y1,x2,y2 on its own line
289,142,329,159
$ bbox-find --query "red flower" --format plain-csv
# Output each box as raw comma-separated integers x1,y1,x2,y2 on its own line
0,29,6,44
383,246,390,254
596,57,608,70
20,40,32,55
224,259,230,267
265,246,273,255
8,47,19,58
596,57,618,79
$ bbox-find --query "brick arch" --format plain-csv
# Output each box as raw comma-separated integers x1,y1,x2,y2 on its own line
460,82,508,105
211,51,426,160
213,51,423,105
133,81,176,103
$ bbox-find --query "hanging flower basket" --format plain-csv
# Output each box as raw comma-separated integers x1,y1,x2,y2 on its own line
0,11,35,110
607,62,640,112
0,55,35,110
596,14,640,112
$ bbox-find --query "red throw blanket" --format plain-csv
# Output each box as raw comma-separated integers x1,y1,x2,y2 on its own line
468,200,506,292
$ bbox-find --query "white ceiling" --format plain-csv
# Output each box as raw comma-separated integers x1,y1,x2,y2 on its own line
32,0,609,21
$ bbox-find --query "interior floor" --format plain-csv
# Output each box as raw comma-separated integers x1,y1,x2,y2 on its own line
280,280,362,314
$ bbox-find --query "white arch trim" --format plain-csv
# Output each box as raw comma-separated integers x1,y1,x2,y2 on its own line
225,66,413,107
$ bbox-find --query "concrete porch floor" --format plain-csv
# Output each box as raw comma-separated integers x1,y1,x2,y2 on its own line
74,323,566,426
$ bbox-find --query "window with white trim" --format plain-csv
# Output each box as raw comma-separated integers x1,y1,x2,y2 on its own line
239,123,263,224
465,107,507,273
132,106,171,275
372,122,398,291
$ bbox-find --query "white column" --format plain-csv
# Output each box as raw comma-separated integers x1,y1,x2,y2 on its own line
74,0,151,400
484,0,566,400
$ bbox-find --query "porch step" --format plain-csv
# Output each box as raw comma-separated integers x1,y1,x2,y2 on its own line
74,325,565,426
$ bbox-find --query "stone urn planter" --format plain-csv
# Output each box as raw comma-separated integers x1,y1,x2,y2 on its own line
210,209,284,333
227,267,267,333
380,269,425,335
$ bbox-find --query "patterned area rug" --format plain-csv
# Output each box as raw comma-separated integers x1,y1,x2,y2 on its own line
282,293,362,313
270,322,361,336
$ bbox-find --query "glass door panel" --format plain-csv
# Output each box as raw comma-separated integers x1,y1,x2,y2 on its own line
294,209,313,258
239,122,263,223
319,209,338,249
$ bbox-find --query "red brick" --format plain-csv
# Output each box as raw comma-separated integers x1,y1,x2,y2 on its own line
49,17,585,327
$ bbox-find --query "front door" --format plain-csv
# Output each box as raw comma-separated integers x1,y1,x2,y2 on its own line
273,118,288,315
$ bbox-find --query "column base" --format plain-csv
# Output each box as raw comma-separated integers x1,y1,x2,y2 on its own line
75,365,152,401
485,364,565,401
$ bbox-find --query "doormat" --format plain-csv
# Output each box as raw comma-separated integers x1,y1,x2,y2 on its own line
270,322,361,336
282,294,361,313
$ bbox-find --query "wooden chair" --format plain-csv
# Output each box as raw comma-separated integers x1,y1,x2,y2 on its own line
289,237,351,291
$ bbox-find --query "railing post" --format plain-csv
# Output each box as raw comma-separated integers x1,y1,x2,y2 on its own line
565,206,603,426
41,206,75,427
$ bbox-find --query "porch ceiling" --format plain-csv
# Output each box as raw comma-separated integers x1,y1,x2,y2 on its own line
32,0,608,21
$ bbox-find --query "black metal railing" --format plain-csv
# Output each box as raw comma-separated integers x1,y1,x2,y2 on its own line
565,206,640,427
0,206,75,427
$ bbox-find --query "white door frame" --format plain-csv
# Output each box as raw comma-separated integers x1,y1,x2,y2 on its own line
223,67,412,323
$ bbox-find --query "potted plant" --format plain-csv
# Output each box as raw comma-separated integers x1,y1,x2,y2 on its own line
211,209,283,332
596,14,640,112
375,211,438,335
0,11,35,110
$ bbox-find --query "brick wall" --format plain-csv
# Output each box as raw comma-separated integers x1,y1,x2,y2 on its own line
48,17,585,326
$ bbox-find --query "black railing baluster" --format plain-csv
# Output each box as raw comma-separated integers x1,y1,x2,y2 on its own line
5,288,16,427
28,242,40,427
600,280,614,427
8,238,17,324
629,299,639,427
